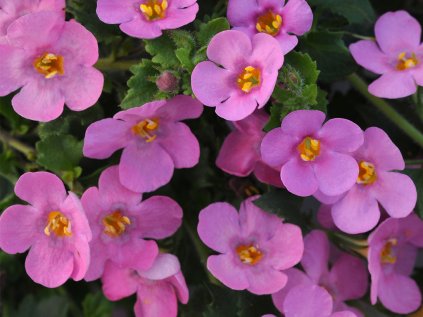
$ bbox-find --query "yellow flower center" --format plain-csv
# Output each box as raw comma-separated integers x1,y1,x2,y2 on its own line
357,161,377,185
396,52,419,71
380,238,398,264
102,211,131,237
140,0,168,21
256,11,282,36
297,137,321,161
44,211,72,237
131,118,159,142
237,66,261,93
236,244,263,265
33,53,64,79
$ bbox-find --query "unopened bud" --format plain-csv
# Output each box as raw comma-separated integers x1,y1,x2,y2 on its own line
156,71,179,92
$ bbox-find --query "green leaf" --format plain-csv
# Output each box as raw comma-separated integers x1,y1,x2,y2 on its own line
145,33,179,68
36,134,83,172
196,17,230,47
176,48,195,71
285,51,319,84
0,96,30,134
170,29,196,51
300,31,356,82
120,59,160,109
309,0,376,25
82,292,113,317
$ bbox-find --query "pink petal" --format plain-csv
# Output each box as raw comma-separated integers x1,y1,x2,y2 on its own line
114,100,166,122
281,0,313,35
349,40,391,74
250,33,284,73
136,196,183,239
255,70,280,107
316,204,336,229
102,262,138,300
331,186,380,234
25,239,74,288
258,0,285,6
60,192,92,240
12,79,65,122
96,0,137,24
157,95,203,121
156,3,198,30
207,254,249,290
0,205,38,253
170,271,189,304
274,32,299,55
62,66,104,111
0,45,25,95
158,122,200,168
281,110,325,138
281,159,319,197
254,162,284,187
372,171,416,218
394,242,417,276
368,72,416,99
207,30,252,70
261,128,298,168
314,152,359,196
120,17,162,39
215,94,258,121
375,11,421,55
378,274,421,314
138,253,180,280
135,281,178,317
119,141,174,192
246,269,288,295
197,202,240,253
191,61,233,106
70,236,90,281
114,238,159,272
83,118,131,159
15,172,67,210
84,238,108,281
227,0,260,26
331,312,356,317
301,230,329,283
318,118,364,153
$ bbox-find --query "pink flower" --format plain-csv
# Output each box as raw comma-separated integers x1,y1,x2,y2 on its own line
96,0,198,39
260,110,364,197
349,11,423,99
0,0,65,44
0,11,104,122
272,230,368,317
0,172,91,288
102,253,189,317
191,30,283,121
216,110,282,187
326,127,416,234
368,214,423,314
227,0,313,54
81,166,183,281
83,95,203,193
197,196,303,295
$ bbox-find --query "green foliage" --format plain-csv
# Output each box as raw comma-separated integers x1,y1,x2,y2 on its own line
196,17,230,47
82,292,113,317
4,295,69,317
265,52,327,131
145,33,180,68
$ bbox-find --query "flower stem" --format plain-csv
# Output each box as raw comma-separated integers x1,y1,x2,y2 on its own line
0,129,35,160
95,58,138,72
347,73,423,148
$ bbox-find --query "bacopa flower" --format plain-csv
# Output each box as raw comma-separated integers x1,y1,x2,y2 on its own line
191,30,283,121
272,230,368,317
0,0,65,44
327,127,416,234
83,95,203,193
0,172,92,288
227,0,313,54
0,11,104,122
102,253,189,317
368,214,423,314
260,110,364,197
81,166,183,281
350,11,423,99
197,196,303,295
96,0,198,39
216,110,282,187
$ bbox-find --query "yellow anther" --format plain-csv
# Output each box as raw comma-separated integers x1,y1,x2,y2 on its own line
103,211,131,237
44,211,72,237
380,238,398,264
140,0,167,20
297,137,321,161
396,52,419,70
131,118,159,142
256,11,283,36
357,161,377,185
236,244,263,265
33,53,64,79
237,66,261,93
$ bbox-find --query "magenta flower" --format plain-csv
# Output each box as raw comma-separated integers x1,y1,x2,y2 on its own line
0,11,104,122
102,253,189,317
216,110,282,187
191,30,283,121
0,0,65,44
368,214,423,314
81,166,183,281
227,0,313,54
197,196,303,295
272,230,368,317
0,172,91,288
96,0,198,39
350,11,423,99
83,95,203,193
328,127,416,234
261,110,364,197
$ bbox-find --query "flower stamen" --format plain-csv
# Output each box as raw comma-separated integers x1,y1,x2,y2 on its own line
237,66,261,93
396,52,419,70
380,238,398,264
297,137,321,161
256,11,282,36
102,211,131,237
44,211,72,237
236,244,263,265
140,0,168,21
357,161,377,185
33,53,64,79
131,118,159,142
